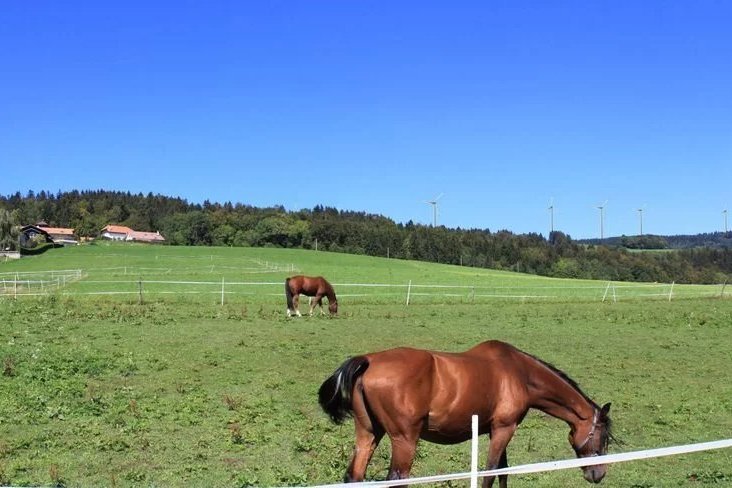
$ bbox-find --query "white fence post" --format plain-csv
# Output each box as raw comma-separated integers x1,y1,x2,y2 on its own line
602,282,610,302
221,277,225,306
668,281,675,301
406,280,412,306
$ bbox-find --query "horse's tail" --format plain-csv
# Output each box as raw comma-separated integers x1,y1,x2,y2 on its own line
318,356,369,424
285,277,294,310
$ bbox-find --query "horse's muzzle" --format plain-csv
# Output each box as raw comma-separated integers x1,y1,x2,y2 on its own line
582,464,607,483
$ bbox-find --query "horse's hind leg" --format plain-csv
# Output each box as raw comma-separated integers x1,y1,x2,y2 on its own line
293,294,302,317
346,417,384,482
386,435,419,485
346,383,384,482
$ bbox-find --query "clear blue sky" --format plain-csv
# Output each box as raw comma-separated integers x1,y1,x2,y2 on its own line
2,1,730,239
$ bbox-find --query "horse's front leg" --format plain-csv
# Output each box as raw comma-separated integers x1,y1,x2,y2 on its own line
309,295,324,316
483,423,517,488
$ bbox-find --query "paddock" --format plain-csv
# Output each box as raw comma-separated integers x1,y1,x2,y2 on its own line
1,245,730,486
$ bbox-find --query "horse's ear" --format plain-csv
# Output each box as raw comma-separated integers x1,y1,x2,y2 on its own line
600,402,611,416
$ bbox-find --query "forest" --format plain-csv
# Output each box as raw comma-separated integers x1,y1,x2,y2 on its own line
2,189,731,284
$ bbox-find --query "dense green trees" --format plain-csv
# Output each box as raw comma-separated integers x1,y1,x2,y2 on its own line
2,190,731,284
0,208,20,251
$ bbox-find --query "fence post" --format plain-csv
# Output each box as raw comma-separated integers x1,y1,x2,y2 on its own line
471,415,479,488
668,281,675,301
406,280,412,306
721,279,728,298
602,282,611,302
221,277,225,306
138,278,143,305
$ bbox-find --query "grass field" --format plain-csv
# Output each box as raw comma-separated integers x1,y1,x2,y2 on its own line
1,242,727,304
1,243,731,487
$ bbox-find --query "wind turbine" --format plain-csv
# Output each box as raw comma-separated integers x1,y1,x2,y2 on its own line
548,197,555,234
426,193,444,226
637,206,646,236
597,200,608,240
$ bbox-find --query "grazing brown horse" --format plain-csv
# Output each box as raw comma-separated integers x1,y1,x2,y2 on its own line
285,275,338,317
318,340,613,487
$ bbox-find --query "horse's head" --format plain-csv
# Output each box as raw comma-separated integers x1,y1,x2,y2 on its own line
570,402,612,483
328,300,338,315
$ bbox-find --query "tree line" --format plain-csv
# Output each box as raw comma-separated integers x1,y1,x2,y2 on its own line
580,233,732,250
2,190,731,284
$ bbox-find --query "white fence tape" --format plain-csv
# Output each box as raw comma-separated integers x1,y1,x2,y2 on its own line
0,439,728,488
4,275,730,302
301,438,732,488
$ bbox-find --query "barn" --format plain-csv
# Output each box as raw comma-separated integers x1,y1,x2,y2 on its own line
20,224,78,247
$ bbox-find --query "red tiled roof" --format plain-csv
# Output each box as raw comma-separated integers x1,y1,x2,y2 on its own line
128,231,165,242
38,226,75,236
102,225,134,234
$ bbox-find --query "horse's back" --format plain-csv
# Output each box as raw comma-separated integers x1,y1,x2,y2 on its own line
462,340,533,384
362,348,435,388
462,340,527,363
359,343,532,442
287,275,329,294
361,342,524,396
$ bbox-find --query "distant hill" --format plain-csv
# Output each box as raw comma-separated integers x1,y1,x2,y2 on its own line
2,189,732,284
579,232,732,250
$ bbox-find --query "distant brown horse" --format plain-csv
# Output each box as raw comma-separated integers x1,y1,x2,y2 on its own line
319,340,613,487
285,275,338,317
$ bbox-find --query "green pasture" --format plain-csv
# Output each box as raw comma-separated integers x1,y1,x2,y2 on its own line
1,244,731,487
1,242,727,304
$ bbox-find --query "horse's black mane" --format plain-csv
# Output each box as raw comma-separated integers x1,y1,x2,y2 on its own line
534,355,596,407
526,352,618,444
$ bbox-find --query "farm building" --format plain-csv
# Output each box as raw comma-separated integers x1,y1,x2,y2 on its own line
101,225,165,243
101,225,134,240
38,225,78,245
126,230,166,243
20,224,78,247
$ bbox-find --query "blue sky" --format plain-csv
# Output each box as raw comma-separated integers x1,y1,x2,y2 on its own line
2,1,730,239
